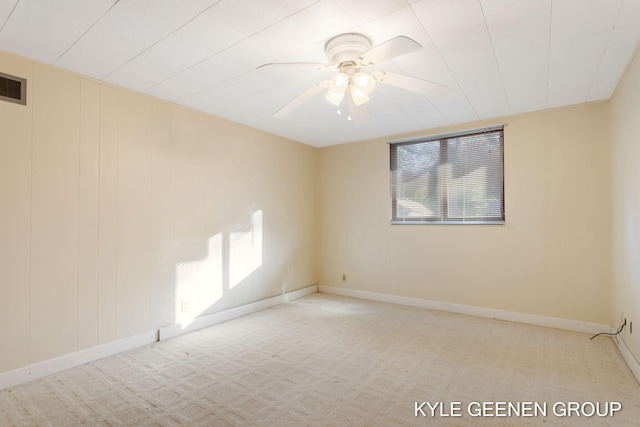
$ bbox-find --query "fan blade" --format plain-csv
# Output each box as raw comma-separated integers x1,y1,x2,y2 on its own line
372,71,448,97
273,81,329,119
257,62,334,71
357,36,421,66
347,92,370,126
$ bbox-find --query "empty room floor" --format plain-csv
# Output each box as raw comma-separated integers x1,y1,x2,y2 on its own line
1,293,639,426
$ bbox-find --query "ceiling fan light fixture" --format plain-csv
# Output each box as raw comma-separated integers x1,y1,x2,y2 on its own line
326,90,345,106
350,86,369,106
264,32,448,121
330,73,349,92
326,72,350,105
352,72,375,94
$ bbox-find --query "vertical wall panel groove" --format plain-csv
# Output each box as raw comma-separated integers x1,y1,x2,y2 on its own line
0,49,318,375
0,54,32,371
29,64,80,363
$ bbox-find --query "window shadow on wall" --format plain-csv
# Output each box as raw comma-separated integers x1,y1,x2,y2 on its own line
173,210,263,329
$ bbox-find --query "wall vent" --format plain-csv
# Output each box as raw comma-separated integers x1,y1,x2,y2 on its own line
0,72,26,105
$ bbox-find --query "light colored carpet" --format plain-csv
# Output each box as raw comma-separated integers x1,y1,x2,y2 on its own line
1,293,639,426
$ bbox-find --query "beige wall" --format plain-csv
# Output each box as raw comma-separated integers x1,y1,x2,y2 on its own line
318,103,612,325
0,51,317,373
3,43,638,376
610,46,640,361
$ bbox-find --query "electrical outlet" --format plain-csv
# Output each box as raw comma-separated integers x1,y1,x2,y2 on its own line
181,301,188,313
342,274,346,282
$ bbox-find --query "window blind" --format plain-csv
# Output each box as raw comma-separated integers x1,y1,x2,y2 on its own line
390,127,504,224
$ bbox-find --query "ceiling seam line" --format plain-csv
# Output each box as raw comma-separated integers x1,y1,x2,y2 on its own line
53,0,121,66
479,1,512,114
585,0,625,101
101,0,225,82
546,0,553,109
0,0,20,33
148,0,325,99
408,2,479,122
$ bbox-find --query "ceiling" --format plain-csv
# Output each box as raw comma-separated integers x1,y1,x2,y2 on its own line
1,0,639,147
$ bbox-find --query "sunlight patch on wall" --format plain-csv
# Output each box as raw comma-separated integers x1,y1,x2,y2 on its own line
173,210,264,329
230,210,263,289
175,233,224,328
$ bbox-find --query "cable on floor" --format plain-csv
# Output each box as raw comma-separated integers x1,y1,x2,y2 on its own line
590,319,626,340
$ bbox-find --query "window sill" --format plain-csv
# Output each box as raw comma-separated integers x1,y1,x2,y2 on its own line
390,220,505,225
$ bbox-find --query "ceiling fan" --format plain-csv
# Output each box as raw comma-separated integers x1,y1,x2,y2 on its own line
258,33,448,124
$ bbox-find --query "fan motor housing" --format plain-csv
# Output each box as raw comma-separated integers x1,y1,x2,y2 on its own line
325,33,372,65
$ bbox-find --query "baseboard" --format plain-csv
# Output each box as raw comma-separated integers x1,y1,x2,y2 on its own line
159,285,318,341
614,336,640,384
319,286,608,334
0,285,318,391
0,330,157,391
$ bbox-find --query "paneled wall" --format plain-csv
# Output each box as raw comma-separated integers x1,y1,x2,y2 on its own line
0,51,317,373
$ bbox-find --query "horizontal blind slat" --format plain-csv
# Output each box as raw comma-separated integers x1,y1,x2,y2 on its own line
390,128,504,224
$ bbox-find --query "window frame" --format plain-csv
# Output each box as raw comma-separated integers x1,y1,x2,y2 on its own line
389,126,505,225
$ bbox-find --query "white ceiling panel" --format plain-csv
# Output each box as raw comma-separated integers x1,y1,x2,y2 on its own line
390,54,455,90
547,55,600,108
54,26,149,79
492,26,549,91
217,38,280,72
412,0,488,48
0,0,115,64
360,5,429,49
412,0,506,104
588,42,639,101
607,22,640,51
505,80,549,115
333,0,408,25
490,24,550,59
449,53,504,99
203,0,320,39
180,82,251,114
550,1,621,43
616,0,640,27
121,0,219,31
149,31,217,71
549,30,610,63
104,50,193,92
144,72,219,103
395,97,450,131
0,1,17,26
481,0,551,39
551,0,622,21
92,3,171,50
166,10,245,56
429,88,479,124
250,1,356,59
468,90,511,120
499,58,548,93
1,0,639,147
227,72,276,94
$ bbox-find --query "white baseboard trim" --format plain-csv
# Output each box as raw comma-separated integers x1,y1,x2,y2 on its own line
0,330,157,391
319,286,609,334
159,285,318,341
0,285,318,391
614,336,640,384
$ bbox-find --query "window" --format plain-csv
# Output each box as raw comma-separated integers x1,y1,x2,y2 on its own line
390,126,504,224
